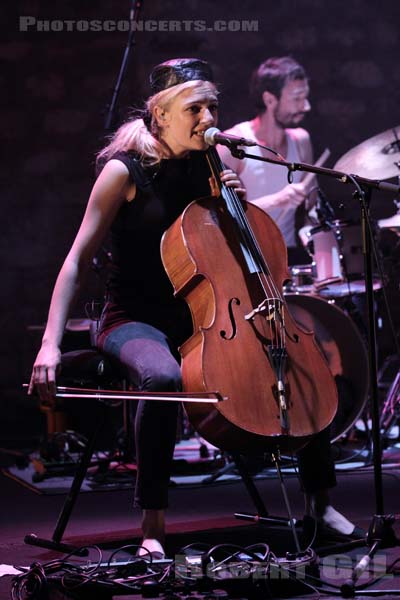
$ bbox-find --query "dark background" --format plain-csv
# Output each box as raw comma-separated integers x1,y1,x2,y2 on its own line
2,0,400,445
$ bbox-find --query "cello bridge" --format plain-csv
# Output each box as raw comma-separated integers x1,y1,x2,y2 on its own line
244,298,283,322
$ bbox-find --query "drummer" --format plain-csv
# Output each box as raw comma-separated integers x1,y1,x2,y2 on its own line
219,56,363,540
218,56,314,266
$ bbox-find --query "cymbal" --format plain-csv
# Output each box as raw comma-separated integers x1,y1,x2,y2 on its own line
335,126,400,180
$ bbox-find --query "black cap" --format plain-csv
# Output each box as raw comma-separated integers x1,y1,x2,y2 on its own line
149,58,214,95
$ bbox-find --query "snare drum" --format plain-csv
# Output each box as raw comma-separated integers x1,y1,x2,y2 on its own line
318,278,383,299
309,219,364,284
308,219,382,298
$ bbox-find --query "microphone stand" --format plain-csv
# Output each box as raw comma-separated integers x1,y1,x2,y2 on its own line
104,0,143,131
316,188,336,223
102,0,144,464
228,145,400,596
229,145,400,195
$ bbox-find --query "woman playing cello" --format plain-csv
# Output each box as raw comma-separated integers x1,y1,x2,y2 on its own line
29,58,361,558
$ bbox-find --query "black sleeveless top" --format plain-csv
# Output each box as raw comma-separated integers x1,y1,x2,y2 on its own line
101,150,212,346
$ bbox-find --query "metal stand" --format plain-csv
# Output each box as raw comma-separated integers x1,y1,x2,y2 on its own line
341,515,398,597
25,406,107,555
229,452,304,555
380,368,400,439
24,375,221,554
201,452,238,484
339,185,400,596
225,143,400,587
103,0,143,131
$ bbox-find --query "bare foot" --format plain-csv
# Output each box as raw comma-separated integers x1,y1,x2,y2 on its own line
137,538,165,559
318,505,356,535
305,491,359,536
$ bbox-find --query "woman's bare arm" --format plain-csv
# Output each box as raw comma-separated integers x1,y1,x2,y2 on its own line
29,159,134,401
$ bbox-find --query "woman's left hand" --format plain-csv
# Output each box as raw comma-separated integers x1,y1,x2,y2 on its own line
220,169,246,199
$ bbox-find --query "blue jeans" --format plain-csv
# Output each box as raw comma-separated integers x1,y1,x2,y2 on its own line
97,318,336,505
97,321,181,509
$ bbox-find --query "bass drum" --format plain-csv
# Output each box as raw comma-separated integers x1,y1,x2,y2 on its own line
285,293,368,442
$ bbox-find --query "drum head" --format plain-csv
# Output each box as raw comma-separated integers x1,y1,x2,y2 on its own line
318,278,382,299
285,294,368,441
309,220,364,284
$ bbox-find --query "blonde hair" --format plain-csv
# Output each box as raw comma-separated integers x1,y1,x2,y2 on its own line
97,80,218,167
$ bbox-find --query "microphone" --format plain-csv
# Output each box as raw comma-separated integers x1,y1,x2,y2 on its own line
204,127,257,148
317,188,336,222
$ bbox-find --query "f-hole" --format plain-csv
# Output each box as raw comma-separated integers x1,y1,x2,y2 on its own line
220,297,240,340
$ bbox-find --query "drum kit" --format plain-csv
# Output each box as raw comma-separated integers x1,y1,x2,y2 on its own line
285,126,400,441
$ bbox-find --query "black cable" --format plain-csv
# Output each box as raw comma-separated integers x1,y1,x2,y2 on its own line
244,542,270,561
277,557,400,598
60,544,103,570
267,556,324,598
11,559,70,600
107,543,152,566
256,143,285,161
333,440,371,465
205,542,266,564
177,541,214,554
388,556,400,572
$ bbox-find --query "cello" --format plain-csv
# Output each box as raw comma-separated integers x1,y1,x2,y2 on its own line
161,147,338,453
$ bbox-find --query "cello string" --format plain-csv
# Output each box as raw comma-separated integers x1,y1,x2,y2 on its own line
208,149,282,300
207,149,285,349
207,149,285,347
207,149,270,285
207,148,284,348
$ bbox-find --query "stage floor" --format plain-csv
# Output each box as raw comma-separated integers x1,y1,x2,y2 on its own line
1,447,400,599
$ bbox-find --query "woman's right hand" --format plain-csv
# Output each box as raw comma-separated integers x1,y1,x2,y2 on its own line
28,343,61,403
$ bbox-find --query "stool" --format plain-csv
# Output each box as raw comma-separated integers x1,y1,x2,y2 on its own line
25,348,130,555
41,348,120,436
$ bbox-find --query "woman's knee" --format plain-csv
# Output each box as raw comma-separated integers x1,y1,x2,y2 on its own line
142,359,181,391
105,333,181,391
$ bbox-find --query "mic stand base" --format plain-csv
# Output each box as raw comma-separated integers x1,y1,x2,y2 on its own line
233,451,303,557
340,514,399,597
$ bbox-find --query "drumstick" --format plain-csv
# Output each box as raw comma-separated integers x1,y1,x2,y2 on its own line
302,147,331,190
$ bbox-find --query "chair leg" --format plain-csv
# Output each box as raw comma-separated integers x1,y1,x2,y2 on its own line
233,453,270,517
25,407,107,554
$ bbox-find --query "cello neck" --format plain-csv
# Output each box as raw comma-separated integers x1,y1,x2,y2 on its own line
206,146,269,277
